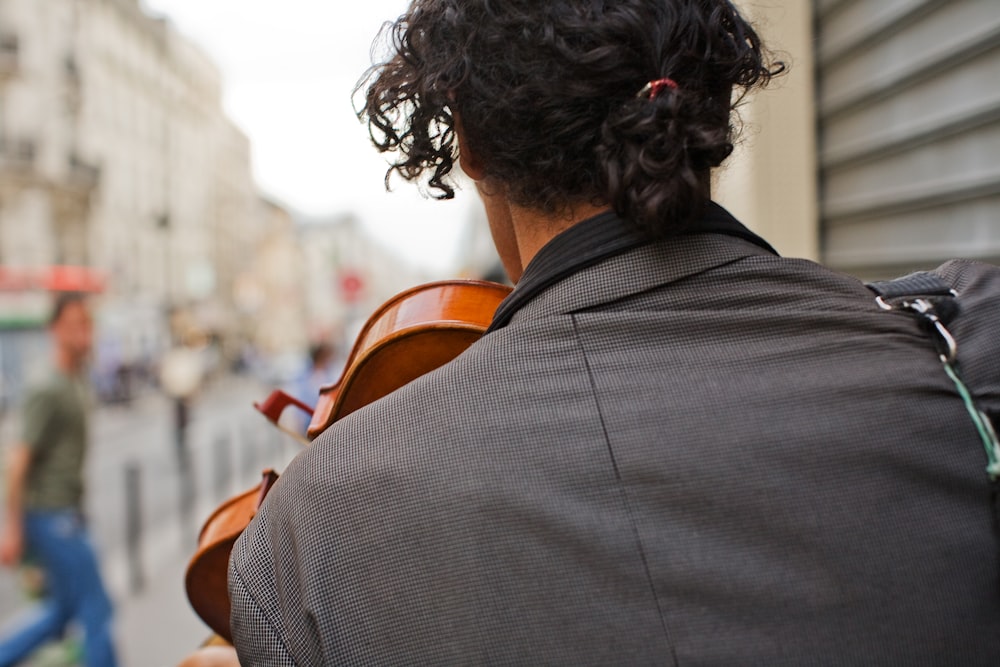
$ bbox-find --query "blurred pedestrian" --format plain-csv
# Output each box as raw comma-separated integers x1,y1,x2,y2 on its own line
0,293,118,667
280,341,339,436
296,342,336,407
159,344,204,469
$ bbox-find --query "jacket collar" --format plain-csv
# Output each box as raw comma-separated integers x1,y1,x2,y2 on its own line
488,202,778,331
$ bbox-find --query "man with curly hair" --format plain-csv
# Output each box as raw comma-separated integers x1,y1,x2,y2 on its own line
228,1,1000,664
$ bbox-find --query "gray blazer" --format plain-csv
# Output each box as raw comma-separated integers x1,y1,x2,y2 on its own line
230,233,1000,665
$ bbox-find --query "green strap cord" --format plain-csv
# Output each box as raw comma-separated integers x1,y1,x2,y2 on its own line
893,295,1000,482
941,361,1000,481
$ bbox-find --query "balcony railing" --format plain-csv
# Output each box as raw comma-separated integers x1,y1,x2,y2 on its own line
0,137,36,169
0,33,18,80
68,153,101,190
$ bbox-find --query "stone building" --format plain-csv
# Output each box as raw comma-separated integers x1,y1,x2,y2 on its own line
297,213,428,361
236,198,309,367
0,0,286,398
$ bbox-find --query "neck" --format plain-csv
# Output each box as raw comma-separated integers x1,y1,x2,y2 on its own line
509,201,610,279
56,350,82,376
478,177,610,284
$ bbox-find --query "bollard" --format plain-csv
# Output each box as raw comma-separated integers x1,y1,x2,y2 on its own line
124,463,144,593
213,432,232,500
274,429,287,467
173,397,190,471
240,424,257,478
178,452,196,544
249,424,265,472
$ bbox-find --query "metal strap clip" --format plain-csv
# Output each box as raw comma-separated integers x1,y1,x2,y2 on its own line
876,295,958,364
874,289,999,479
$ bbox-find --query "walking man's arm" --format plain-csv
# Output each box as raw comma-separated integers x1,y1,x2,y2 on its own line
0,443,30,566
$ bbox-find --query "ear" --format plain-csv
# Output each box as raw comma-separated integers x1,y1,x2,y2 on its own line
452,111,486,181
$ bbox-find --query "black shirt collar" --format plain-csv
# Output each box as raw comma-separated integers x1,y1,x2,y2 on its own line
487,201,777,332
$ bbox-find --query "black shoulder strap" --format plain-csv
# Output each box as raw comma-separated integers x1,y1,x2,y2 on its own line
866,271,1000,572
866,270,997,478
867,271,955,301
867,271,961,334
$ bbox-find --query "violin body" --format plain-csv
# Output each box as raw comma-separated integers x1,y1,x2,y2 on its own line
185,470,278,642
184,279,511,642
307,279,512,438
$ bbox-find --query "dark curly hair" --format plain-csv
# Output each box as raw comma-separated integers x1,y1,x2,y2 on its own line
358,0,782,235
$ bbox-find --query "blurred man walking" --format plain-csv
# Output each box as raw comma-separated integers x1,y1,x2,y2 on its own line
0,293,117,667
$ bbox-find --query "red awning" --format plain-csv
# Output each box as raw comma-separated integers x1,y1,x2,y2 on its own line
0,266,106,293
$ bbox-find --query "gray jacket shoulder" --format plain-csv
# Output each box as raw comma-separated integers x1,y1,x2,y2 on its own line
230,249,1000,664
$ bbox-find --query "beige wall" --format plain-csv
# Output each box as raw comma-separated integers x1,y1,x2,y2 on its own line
714,1,819,261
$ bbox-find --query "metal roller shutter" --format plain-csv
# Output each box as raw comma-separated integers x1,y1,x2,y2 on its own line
815,0,1000,279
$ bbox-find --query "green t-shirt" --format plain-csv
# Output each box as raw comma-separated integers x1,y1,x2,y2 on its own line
21,370,90,510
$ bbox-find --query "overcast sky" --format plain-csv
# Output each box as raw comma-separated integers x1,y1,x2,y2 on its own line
141,0,478,274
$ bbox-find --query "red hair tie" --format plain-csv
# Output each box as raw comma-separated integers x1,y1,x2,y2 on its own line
636,77,678,100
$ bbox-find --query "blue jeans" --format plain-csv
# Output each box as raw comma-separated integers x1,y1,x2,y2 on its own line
0,510,117,667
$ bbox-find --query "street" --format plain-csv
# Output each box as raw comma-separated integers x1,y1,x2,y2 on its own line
0,372,302,666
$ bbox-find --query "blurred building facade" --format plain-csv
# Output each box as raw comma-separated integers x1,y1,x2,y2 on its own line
0,0,303,400
3,0,995,400
297,213,427,359
716,0,1000,279
236,199,308,366
0,0,441,404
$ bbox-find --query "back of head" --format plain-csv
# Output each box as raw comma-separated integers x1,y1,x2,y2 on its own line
309,342,334,369
361,0,781,235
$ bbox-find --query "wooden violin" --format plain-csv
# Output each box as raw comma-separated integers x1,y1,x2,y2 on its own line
184,279,511,642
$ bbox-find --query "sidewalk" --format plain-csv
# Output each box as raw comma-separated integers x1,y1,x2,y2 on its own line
0,372,300,666
113,510,215,666
4,511,218,667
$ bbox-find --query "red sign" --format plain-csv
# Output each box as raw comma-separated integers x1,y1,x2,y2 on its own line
339,270,364,304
